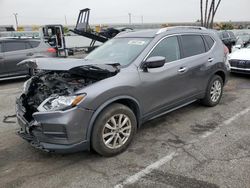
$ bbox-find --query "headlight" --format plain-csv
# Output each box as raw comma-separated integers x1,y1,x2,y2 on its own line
22,79,32,93
37,94,86,112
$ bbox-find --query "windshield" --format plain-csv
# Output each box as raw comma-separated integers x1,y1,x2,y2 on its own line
85,38,151,66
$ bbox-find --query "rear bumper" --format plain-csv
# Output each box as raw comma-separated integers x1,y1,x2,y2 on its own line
16,101,94,153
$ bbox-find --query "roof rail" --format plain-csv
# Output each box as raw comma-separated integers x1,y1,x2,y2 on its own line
156,26,207,35
0,36,40,39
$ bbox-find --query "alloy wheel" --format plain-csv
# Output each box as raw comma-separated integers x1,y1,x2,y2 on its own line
210,80,222,103
102,114,132,149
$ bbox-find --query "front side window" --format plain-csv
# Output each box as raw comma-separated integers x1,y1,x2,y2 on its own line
85,38,151,66
148,36,180,62
4,41,26,52
181,35,206,58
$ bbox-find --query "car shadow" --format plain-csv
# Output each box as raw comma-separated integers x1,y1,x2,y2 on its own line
0,77,28,86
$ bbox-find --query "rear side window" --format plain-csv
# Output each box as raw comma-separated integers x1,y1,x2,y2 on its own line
148,36,180,62
181,35,206,58
204,35,215,50
4,41,26,52
222,32,229,39
29,41,40,48
25,41,40,49
228,31,235,38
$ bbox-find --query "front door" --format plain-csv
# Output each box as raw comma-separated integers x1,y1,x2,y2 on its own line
138,36,197,118
3,41,31,75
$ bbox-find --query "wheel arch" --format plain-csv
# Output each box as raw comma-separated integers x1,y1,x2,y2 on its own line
214,70,226,84
86,96,141,142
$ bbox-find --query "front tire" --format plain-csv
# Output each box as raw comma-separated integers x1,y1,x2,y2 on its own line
201,75,223,107
91,103,137,157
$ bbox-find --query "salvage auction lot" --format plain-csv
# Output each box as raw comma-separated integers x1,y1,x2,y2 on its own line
0,74,250,188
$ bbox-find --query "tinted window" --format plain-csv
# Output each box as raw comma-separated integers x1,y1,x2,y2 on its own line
222,32,229,39
228,31,235,38
148,36,180,62
4,41,26,52
29,41,40,48
204,35,215,50
181,35,206,58
25,41,40,49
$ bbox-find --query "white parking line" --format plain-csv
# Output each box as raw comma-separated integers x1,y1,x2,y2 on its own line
114,107,250,188
114,152,176,188
201,107,250,138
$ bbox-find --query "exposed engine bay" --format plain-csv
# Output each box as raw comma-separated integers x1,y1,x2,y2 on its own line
19,64,119,122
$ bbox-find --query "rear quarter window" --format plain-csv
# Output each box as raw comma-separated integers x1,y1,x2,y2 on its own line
222,32,229,39
25,41,40,49
181,35,206,58
29,41,40,48
204,35,215,50
4,41,26,52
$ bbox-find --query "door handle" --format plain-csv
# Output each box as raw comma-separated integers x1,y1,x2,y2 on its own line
208,58,214,62
26,52,34,56
178,67,187,73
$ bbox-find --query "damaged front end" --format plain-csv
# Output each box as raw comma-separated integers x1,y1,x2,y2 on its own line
16,59,120,153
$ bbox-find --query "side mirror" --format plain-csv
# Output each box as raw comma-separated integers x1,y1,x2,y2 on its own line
142,56,166,72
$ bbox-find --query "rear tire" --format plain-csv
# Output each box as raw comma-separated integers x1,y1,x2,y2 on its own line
201,75,223,107
91,103,137,157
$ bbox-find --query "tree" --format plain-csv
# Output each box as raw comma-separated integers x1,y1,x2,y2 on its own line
220,23,234,30
200,0,222,29
200,0,203,26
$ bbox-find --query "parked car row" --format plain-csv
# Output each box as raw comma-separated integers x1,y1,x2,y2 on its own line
229,44,250,74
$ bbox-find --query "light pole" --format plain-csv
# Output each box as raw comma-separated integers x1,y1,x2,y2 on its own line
128,13,132,25
13,13,18,30
64,15,68,25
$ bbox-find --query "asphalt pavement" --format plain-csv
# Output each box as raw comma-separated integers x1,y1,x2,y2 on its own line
0,74,249,188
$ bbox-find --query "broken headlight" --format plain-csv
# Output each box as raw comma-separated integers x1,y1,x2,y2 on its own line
22,78,32,93
37,94,86,112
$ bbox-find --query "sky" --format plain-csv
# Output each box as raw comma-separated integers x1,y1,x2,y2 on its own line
0,0,250,26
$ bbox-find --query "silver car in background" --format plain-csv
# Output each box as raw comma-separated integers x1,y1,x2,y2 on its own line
0,38,56,80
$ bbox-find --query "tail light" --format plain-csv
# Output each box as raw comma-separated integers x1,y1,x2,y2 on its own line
47,48,57,53
224,45,229,55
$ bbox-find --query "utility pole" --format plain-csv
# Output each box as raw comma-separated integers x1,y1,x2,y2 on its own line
13,13,18,30
64,15,68,25
128,13,132,25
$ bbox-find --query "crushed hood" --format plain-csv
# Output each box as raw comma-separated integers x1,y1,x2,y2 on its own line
18,58,120,71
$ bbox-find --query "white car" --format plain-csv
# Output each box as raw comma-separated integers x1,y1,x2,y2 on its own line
229,45,250,74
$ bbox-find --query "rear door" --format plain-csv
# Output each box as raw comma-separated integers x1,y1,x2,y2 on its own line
179,34,211,93
3,41,35,75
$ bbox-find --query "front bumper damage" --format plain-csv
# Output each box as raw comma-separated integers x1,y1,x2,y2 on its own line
16,99,94,153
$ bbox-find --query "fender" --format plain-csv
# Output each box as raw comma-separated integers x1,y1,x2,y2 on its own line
85,95,142,143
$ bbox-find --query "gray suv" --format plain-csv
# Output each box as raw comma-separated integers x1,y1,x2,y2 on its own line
16,27,230,156
0,38,56,80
